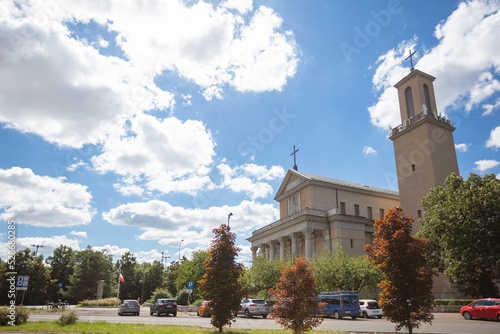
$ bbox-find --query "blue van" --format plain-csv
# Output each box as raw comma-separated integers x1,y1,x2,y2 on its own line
316,291,360,319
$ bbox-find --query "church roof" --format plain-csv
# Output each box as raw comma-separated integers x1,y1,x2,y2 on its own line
276,169,399,199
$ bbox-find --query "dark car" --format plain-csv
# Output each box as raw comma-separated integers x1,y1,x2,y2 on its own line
118,299,140,316
150,298,177,317
460,298,500,321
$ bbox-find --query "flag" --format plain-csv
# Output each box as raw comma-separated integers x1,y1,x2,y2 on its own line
119,273,124,282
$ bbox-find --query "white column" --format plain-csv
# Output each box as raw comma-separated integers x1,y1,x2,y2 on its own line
269,240,275,260
251,246,258,263
290,233,298,258
303,228,313,260
280,236,287,259
323,230,332,252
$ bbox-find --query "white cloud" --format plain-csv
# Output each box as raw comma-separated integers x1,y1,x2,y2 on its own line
92,244,130,259
92,114,216,196
0,167,95,227
0,235,82,259
486,125,500,149
455,143,470,152
102,199,279,249
217,163,285,199
0,0,297,148
221,0,253,14
369,0,500,130
362,146,377,155
69,231,87,238
482,98,500,116
474,159,500,172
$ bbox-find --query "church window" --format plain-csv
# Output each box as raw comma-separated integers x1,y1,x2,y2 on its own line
423,84,431,112
412,164,416,171
340,202,346,215
354,204,359,216
379,208,385,219
367,206,372,219
288,192,300,215
405,87,415,118
417,210,422,218
350,239,354,248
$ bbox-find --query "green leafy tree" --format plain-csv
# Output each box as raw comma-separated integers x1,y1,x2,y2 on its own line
314,248,383,293
117,252,142,300
46,245,76,302
199,224,244,332
269,256,324,334
419,173,500,297
142,260,164,302
12,249,52,305
67,246,115,301
179,250,208,302
241,255,284,298
164,261,180,297
366,207,434,334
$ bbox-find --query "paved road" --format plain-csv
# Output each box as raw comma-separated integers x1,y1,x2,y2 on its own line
28,307,500,334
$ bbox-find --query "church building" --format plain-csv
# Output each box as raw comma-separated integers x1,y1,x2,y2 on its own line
248,63,462,297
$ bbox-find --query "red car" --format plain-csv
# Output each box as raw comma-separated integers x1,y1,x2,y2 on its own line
197,300,213,317
460,298,500,321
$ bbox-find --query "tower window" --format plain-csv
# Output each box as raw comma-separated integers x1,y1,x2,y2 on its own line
350,239,354,248
354,204,360,216
405,87,415,118
424,84,431,112
412,164,416,171
418,210,422,218
340,202,346,215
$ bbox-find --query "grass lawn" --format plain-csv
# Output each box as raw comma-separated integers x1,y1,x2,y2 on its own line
0,321,347,333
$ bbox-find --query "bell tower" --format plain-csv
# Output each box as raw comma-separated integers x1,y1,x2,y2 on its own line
389,69,459,232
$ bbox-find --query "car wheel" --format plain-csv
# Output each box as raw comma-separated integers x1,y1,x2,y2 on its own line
197,310,200,316
262,314,268,319
377,315,383,319
463,311,472,320
118,312,122,316
156,311,161,317
244,309,251,318
497,313,500,321
351,315,357,320
362,311,368,318
137,312,140,316
173,312,177,317
334,311,340,319
150,310,154,315
234,311,238,317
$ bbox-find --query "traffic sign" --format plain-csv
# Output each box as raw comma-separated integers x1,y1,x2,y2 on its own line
16,276,29,291
187,281,194,289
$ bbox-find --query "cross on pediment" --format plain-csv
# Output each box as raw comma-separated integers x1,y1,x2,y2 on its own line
291,145,299,171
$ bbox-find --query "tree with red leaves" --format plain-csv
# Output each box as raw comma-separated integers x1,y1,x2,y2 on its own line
365,207,435,334
269,256,324,334
199,224,244,332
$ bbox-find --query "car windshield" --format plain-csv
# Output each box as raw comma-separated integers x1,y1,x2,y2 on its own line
159,299,174,303
250,300,266,304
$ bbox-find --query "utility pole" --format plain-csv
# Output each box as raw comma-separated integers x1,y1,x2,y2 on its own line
31,244,45,256
177,239,183,297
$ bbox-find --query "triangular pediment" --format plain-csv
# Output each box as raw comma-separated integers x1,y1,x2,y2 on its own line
274,169,310,201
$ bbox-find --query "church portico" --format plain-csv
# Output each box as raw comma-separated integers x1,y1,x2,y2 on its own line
248,169,400,261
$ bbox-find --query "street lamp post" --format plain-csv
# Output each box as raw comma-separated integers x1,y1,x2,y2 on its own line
228,212,233,226
177,240,183,297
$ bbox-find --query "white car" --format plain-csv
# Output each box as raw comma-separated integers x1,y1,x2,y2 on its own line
359,299,383,318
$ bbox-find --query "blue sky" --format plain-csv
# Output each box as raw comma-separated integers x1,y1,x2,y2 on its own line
1,0,499,266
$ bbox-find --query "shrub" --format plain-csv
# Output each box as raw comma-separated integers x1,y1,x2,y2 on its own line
148,288,172,303
193,298,204,307
56,311,79,326
0,307,30,326
77,298,118,307
434,299,475,306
